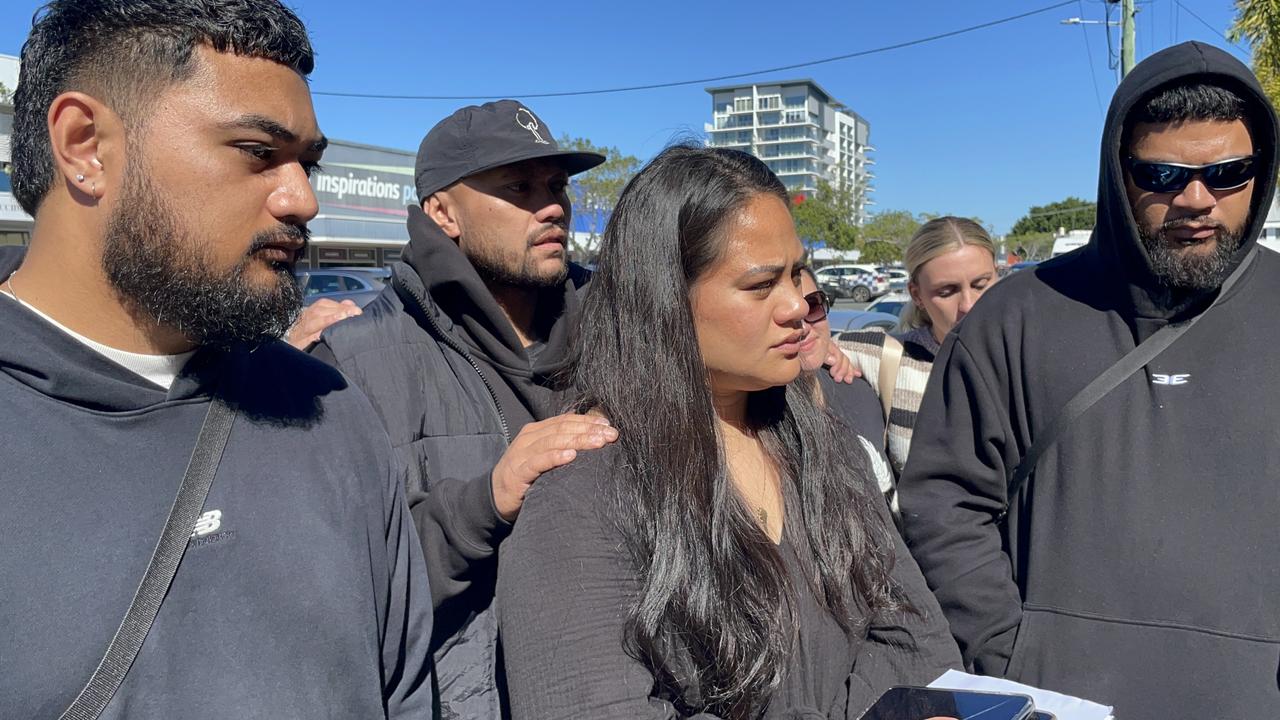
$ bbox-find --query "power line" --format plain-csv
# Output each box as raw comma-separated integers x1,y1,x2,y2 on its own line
1174,0,1250,60
313,0,1077,101
1026,204,1096,219
1077,0,1107,117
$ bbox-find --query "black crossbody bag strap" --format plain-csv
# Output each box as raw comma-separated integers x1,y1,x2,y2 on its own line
998,248,1258,523
60,395,237,720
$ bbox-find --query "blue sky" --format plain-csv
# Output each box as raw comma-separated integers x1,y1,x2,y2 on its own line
0,0,1248,234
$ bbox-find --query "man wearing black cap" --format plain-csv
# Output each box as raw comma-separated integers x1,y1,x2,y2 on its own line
312,100,617,719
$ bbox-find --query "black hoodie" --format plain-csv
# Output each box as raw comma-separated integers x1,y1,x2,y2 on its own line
398,203,586,432
897,42,1280,719
0,246,434,718
313,204,588,719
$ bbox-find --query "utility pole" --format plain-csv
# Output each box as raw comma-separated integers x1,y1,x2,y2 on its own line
1062,3,1134,77
1120,0,1136,78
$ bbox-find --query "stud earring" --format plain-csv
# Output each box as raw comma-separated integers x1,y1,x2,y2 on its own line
76,174,85,183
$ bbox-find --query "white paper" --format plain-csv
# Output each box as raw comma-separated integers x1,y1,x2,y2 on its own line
928,669,1115,720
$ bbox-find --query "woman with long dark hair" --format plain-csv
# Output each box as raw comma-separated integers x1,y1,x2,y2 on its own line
497,146,959,719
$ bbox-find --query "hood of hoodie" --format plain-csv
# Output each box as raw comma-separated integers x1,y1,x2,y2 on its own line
0,244,343,421
0,244,228,411
1089,41,1280,322
398,203,584,382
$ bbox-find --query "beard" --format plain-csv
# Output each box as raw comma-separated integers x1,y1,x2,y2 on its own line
1138,215,1244,291
101,169,307,350
466,223,569,290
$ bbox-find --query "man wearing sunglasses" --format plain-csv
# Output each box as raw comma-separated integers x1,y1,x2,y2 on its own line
897,42,1280,720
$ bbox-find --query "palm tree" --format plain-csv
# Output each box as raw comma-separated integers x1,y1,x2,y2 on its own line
1229,0,1280,111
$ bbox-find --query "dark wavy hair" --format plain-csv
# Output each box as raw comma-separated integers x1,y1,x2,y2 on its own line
1122,82,1252,151
12,0,314,215
570,145,900,718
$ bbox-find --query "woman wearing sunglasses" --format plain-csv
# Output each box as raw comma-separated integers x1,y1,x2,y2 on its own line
496,146,959,719
797,266,890,443
838,218,999,491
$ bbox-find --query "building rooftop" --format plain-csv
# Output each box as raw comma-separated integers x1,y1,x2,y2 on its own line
324,137,415,157
705,77,842,107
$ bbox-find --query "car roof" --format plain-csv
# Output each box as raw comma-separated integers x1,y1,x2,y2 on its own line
297,268,384,278
816,265,876,274
825,309,900,331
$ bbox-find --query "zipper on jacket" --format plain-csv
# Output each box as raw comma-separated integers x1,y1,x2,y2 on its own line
400,280,512,443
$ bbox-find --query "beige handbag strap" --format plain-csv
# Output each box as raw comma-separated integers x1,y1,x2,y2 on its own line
877,335,904,443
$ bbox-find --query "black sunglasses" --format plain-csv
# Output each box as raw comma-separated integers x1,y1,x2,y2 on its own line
1127,155,1257,194
804,290,831,324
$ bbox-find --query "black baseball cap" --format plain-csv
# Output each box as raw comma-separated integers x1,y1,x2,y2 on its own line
414,99,606,199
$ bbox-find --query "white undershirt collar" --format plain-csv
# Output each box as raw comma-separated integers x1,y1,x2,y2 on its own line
0,289,194,390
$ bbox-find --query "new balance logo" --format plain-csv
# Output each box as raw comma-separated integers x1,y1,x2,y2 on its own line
191,510,222,538
1152,373,1191,386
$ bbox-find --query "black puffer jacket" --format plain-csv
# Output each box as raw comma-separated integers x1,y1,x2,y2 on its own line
313,205,588,719
898,42,1280,719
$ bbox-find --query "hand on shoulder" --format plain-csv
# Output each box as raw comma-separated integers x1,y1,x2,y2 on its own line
491,413,619,522
285,299,362,350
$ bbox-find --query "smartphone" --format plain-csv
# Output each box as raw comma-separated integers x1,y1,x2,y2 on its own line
860,686,1036,720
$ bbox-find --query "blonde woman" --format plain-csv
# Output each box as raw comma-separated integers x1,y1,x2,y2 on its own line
839,217,999,490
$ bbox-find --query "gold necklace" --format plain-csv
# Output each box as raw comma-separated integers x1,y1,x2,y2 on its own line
748,464,775,528
723,422,774,528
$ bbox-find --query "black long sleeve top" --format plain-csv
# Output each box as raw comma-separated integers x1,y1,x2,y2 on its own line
496,431,959,719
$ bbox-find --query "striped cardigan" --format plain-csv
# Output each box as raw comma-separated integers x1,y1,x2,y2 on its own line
835,326,940,506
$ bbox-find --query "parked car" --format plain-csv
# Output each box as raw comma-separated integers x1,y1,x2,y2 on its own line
845,270,890,302
334,265,392,281
816,276,846,300
876,266,909,291
295,268,385,307
825,309,901,337
866,291,909,320
842,263,896,280
814,265,890,302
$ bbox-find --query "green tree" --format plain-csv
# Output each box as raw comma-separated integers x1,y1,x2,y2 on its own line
1008,232,1056,261
1008,196,1096,236
1230,0,1280,114
859,240,901,264
861,210,922,250
558,135,641,259
791,180,859,257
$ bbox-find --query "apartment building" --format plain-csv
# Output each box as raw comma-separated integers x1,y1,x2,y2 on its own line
706,79,874,224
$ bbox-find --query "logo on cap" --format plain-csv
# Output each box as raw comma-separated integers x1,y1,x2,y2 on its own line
515,107,550,145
